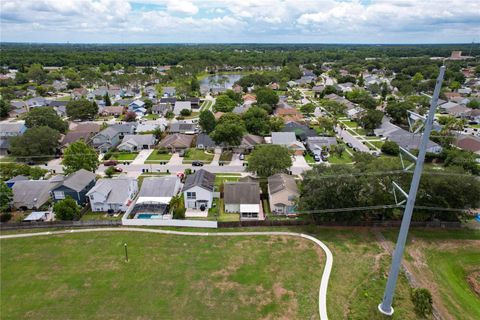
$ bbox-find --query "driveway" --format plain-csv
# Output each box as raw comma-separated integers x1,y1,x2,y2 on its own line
131,149,154,165
167,153,183,165
229,152,243,166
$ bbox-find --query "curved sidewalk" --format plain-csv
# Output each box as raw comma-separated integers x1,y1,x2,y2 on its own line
1,228,333,320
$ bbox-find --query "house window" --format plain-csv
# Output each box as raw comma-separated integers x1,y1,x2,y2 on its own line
186,192,196,200
54,191,65,200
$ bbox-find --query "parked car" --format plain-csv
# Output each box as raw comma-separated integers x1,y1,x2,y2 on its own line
346,142,353,148
103,160,118,166
313,154,321,162
239,153,245,160
113,167,123,172
192,161,204,167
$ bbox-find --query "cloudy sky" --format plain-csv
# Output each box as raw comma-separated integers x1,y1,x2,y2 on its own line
1,0,479,43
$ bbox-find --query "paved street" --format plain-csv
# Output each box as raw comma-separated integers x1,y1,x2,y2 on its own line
336,126,370,152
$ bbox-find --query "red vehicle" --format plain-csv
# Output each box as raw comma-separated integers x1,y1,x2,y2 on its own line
113,167,123,173
103,160,118,166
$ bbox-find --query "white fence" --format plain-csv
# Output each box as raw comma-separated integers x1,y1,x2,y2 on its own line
122,218,218,228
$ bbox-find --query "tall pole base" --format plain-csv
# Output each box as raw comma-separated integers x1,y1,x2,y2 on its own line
378,303,394,316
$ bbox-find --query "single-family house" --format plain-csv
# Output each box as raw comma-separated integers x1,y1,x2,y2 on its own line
26,97,47,109
312,85,325,97
183,169,215,210
169,121,197,134
12,176,64,210
281,121,317,141
196,133,216,150
117,134,156,152
0,122,27,138
162,87,176,97
275,107,304,122
51,169,96,204
92,123,136,152
100,106,124,117
152,103,170,116
455,135,480,155
236,134,264,153
173,101,192,116
128,100,147,117
306,136,338,155
86,176,138,212
267,173,299,215
128,176,182,217
158,133,194,151
61,123,100,148
224,181,261,220
271,132,305,155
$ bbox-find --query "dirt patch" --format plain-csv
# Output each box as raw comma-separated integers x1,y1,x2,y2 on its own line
466,270,480,297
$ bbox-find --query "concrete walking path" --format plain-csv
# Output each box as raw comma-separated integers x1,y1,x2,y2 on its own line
1,227,333,320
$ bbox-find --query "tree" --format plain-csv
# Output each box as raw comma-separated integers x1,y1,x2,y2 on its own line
359,109,383,132
190,77,200,92
104,93,112,106
24,107,68,133
357,74,364,87
143,99,153,112
255,87,279,106
165,111,175,119
124,111,137,122
66,99,98,120
381,141,400,155
269,116,284,132
0,181,13,212
242,106,270,135
9,126,60,161
105,166,115,178
180,108,192,116
466,100,480,109
0,99,10,118
62,140,99,174
247,145,292,177
385,101,415,125
210,121,245,146
26,63,46,84
53,197,81,220
332,144,345,157
199,110,216,133
300,103,316,115
213,94,237,112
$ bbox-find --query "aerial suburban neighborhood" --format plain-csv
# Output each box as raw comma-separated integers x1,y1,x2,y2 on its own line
1,1,479,319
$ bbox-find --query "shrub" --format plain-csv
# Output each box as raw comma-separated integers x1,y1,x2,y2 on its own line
180,108,192,116
53,197,81,221
381,140,400,156
0,213,12,222
411,288,433,318
173,207,186,219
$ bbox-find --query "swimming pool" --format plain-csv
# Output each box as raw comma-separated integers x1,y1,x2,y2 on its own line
137,213,162,219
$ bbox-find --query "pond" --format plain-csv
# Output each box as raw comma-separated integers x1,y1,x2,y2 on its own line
200,73,244,92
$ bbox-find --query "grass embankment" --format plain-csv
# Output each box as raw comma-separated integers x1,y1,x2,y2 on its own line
1,231,323,319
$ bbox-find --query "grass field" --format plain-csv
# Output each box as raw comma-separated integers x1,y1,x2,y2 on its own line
145,151,172,163
328,153,353,164
182,149,214,164
1,227,478,319
109,152,139,161
1,231,322,319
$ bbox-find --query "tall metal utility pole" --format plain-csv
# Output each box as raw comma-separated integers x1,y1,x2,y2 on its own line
378,66,446,316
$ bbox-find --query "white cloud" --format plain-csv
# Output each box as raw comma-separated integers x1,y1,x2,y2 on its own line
0,0,478,43
166,0,198,15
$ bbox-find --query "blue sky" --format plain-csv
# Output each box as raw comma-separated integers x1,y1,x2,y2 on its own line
1,0,479,43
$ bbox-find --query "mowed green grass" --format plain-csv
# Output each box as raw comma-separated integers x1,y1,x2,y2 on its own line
425,246,480,319
0,232,323,320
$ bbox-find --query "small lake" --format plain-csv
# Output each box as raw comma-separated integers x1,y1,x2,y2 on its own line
200,73,244,91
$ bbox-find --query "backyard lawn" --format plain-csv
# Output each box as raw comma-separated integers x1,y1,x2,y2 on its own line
182,148,214,164
328,153,353,164
1,231,322,319
109,152,139,161
145,151,172,163
80,210,122,221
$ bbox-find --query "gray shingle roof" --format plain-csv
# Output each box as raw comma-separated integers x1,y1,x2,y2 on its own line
183,169,215,192
61,169,96,192
86,177,136,204
268,174,298,195
224,182,260,205
139,176,179,197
